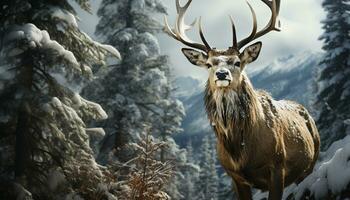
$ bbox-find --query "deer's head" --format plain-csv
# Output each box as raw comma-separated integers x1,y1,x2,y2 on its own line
164,0,281,90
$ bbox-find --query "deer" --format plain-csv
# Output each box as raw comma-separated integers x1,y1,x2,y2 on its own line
164,0,320,199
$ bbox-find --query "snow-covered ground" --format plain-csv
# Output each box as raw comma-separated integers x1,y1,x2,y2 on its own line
254,135,350,199
289,135,350,199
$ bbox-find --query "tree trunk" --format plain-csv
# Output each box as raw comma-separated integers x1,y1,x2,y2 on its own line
14,102,30,184
14,52,34,185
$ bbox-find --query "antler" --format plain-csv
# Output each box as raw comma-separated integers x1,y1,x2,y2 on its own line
163,0,211,52
233,0,281,50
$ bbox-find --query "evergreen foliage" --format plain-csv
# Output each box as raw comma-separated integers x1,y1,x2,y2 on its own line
81,0,189,199
82,0,181,163
315,0,350,149
118,126,174,200
196,135,219,200
0,0,119,199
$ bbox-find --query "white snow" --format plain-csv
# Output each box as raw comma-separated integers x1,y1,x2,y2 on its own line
52,97,63,107
286,135,350,199
81,98,108,120
254,135,350,200
69,93,108,120
50,7,78,27
344,119,350,125
47,97,85,126
82,64,93,78
4,24,80,69
72,93,83,107
99,44,121,59
271,99,297,111
248,51,322,77
82,32,121,59
143,68,168,94
138,33,161,56
85,128,106,139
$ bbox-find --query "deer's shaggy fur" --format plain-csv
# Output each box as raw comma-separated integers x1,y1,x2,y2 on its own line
205,73,320,199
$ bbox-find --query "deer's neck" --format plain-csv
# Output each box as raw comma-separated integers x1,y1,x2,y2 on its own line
204,74,261,159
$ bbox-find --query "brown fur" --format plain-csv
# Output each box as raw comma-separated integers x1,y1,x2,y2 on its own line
205,73,320,200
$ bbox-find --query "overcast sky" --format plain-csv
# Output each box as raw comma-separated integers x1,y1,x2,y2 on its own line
74,0,325,81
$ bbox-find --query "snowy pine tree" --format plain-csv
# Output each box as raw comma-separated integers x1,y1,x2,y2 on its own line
182,140,200,200
83,0,173,162
81,0,189,198
0,0,120,199
197,135,219,200
155,88,187,199
218,173,235,200
314,0,350,150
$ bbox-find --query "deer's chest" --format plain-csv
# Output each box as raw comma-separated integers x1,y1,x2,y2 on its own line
214,126,248,173
216,140,244,172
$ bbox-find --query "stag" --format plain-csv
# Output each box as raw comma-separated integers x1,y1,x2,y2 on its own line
164,0,320,199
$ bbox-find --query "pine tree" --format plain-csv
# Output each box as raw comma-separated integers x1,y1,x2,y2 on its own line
155,88,187,199
0,0,119,199
197,135,219,200
218,173,235,200
314,0,350,150
81,0,189,198
182,140,200,200
82,0,173,163
119,126,174,200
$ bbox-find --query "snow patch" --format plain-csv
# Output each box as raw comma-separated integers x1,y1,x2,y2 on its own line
85,128,106,139
51,7,78,27
4,24,80,68
98,44,121,59
344,119,350,125
289,135,350,199
81,98,108,120
271,99,297,111
82,32,121,59
248,51,322,77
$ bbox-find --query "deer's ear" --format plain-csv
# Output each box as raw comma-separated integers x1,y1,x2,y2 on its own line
240,42,262,64
181,48,208,67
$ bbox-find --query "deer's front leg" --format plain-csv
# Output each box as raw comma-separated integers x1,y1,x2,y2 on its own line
268,166,285,200
233,180,252,200
230,173,252,200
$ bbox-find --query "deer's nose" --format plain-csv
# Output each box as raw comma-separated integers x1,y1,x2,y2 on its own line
216,70,229,80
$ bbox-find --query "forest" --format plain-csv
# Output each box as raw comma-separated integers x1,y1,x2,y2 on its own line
0,0,349,199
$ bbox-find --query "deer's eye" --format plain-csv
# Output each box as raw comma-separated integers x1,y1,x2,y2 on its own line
234,61,241,67
206,63,212,68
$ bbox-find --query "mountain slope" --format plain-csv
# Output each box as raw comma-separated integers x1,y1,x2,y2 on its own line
249,51,322,109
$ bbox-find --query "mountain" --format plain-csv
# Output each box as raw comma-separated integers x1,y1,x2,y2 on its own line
174,51,323,148
249,51,322,110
